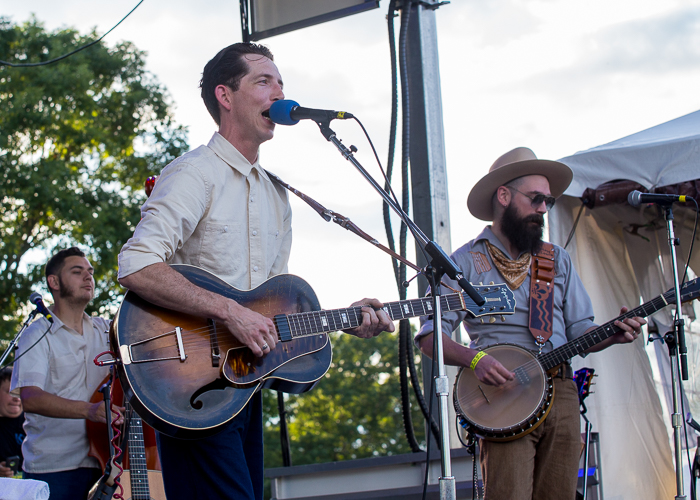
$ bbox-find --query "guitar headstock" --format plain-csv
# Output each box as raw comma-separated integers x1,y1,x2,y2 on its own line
680,278,700,304
574,367,596,405
463,283,516,318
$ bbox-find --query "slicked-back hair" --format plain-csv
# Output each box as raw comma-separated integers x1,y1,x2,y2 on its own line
200,43,274,126
45,247,86,279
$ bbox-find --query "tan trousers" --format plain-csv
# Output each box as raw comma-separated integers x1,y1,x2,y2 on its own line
479,376,581,500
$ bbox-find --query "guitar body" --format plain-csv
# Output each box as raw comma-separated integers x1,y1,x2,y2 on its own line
112,265,331,438
453,344,554,441
114,469,166,500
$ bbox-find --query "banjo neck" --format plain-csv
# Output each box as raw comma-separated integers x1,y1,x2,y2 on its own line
536,278,700,371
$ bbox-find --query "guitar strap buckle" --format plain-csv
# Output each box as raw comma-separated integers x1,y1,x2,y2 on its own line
535,335,546,354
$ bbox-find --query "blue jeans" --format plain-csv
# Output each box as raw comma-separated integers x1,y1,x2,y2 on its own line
157,391,264,500
25,467,101,500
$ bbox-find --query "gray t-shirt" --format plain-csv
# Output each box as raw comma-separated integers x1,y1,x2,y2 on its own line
416,226,596,353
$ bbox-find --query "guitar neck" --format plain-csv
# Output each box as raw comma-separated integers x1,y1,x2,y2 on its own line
125,403,152,500
276,293,467,340
537,288,674,371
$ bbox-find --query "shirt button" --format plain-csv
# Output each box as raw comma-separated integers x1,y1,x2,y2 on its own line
250,198,254,203
253,266,259,272
252,230,257,236
224,226,228,232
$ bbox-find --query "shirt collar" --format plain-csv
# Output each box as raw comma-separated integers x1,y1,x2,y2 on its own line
207,132,264,178
46,307,92,334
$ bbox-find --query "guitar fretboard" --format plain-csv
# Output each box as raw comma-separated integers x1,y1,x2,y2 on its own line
274,286,512,340
537,283,688,371
126,402,152,500
278,293,462,339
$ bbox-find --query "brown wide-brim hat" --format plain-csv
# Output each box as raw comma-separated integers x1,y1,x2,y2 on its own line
467,147,573,221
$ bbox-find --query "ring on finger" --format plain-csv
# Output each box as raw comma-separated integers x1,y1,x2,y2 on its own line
261,343,269,350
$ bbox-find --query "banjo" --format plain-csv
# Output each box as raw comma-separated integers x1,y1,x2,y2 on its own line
454,277,700,441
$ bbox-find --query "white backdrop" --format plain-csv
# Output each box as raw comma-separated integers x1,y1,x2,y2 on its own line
548,110,700,499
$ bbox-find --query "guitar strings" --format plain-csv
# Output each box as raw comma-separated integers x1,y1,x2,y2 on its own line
455,358,545,409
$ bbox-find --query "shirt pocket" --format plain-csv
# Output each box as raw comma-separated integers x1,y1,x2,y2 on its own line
198,221,243,278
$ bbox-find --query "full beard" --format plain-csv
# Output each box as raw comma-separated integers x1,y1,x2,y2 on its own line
500,204,545,254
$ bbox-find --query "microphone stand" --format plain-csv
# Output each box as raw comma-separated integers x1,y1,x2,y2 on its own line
314,120,485,500
660,201,688,500
0,309,40,368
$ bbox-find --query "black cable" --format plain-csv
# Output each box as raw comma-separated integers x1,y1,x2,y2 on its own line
384,0,401,289
398,319,422,452
680,198,699,285
406,326,441,442
564,202,586,250
0,0,145,67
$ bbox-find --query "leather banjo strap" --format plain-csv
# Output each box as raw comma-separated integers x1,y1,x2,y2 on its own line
529,242,555,350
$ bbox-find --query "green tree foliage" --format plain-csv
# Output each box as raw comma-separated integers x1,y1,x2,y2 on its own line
0,17,188,340
263,330,426,470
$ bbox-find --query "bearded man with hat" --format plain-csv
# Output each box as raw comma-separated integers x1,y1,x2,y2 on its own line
416,147,645,499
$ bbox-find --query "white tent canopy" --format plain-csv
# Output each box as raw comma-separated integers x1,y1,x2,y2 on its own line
548,110,700,499
562,109,700,197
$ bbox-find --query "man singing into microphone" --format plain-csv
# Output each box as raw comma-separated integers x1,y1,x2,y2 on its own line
10,247,118,499
117,42,394,500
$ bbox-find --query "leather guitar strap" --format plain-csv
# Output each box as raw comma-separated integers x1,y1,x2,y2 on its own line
529,242,555,352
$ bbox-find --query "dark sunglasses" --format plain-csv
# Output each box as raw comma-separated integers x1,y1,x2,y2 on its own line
507,187,556,211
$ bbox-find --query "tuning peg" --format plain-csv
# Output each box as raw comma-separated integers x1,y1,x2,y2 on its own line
500,315,506,322
480,318,484,324
489,317,496,323
489,281,494,285
479,282,483,286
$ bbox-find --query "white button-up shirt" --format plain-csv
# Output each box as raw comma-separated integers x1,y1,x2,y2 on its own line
118,132,293,290
10,313,111,473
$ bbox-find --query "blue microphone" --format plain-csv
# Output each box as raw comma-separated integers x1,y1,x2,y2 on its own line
267,100,354,126
29,292,54,323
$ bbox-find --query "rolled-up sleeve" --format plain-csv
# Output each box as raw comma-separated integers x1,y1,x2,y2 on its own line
560,250,596,341
118,160,208,279
11,320,52,392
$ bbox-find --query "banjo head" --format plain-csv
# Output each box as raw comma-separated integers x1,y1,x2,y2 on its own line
453,344,552,441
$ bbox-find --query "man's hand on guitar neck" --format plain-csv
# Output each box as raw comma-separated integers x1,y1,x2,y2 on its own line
344,298,395,339
584,306,646,354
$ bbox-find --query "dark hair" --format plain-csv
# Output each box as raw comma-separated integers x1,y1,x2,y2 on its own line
45,247,86,279
0,367,12,385
200,43,274,125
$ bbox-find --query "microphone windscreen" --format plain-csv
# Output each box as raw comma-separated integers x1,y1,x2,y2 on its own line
29,292,42,304
627,190,642,207
268,100,300,126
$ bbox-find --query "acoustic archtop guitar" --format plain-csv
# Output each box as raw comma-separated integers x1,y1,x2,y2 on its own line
112,264,516,438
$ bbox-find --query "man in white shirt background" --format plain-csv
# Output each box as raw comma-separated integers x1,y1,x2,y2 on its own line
11,247,121,499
